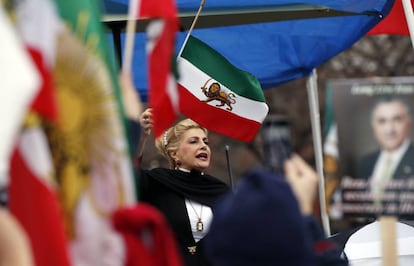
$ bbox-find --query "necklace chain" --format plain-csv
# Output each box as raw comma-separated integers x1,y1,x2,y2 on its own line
188,200,204,232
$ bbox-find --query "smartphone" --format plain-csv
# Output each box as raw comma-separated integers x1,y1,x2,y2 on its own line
261,115,292,173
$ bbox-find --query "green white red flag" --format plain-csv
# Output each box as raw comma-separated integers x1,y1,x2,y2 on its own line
9,0,72,265
138,0,179,138
50,0,136,264
177,36,269,142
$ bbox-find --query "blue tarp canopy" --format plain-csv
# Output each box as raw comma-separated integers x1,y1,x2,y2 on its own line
102,0,394,101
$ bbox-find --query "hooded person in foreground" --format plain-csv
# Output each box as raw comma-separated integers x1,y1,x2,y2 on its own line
204,155,348,266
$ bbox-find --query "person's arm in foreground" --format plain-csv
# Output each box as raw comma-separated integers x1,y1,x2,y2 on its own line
0,208,33,266
285,155,348,266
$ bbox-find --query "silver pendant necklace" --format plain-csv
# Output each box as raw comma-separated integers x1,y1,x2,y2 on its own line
188,200,204,232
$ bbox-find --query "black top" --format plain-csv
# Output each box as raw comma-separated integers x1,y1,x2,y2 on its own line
358,144,414,180
138,168,229,266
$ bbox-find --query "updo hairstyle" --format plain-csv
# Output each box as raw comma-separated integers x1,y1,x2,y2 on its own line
155,118,208,169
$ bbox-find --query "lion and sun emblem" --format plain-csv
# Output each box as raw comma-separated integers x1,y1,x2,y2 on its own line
200,78,236,111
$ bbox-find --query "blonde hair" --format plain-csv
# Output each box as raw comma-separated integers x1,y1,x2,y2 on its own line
155,119,208,169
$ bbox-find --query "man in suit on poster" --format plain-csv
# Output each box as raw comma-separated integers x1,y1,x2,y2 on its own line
329,96,414,265
358,96,414,201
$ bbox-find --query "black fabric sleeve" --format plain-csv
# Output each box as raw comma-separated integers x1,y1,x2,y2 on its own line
303,215,349,266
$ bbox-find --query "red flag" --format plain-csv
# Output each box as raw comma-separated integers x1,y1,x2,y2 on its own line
368,0,412,35
113,204,183,266
138,0,179,138
9,0,72,265
26,48,57,121
9,128,71,266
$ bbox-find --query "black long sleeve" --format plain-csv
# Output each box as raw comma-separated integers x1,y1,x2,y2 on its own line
304,215,349,266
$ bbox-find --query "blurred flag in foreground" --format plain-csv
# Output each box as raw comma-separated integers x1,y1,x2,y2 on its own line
0,5,39,184
9,0,71,265
10,117,72,266
177,36,269,142
50,0,136,264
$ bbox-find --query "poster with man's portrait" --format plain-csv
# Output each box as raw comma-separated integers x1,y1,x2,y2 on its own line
324,77,414,220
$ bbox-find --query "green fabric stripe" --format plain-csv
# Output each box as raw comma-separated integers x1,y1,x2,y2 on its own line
54,0,133,156
54,0,137,198
181,36,265,102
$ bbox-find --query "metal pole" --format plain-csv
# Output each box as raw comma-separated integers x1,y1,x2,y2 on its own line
306,68,331,236
225,145,235,190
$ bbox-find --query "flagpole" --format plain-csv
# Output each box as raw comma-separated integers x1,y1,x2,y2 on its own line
306,69,331,236
225,145,235,190
402,0,414,48
122,0,139,72
176,0,206,58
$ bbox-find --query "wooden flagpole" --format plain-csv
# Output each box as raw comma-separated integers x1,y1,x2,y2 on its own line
122,0,139,72
380,216,398,266
176,0,206,58
122,0,149,163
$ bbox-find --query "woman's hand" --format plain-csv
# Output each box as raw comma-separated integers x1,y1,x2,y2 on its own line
139,108,153,135
284,154,319,215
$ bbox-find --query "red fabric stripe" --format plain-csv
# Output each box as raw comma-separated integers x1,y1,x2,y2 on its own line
179,85,261,142
9,149,71,266
27,48,58,122
112,204,183,266
138,0,179,138
139,0,177,19
368,0,410,35
148,21,178,138
313,240,337,254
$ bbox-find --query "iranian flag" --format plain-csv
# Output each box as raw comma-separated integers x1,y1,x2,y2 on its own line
177,36,269,142
52,0,136,264
138,0,179,138
9,0,72,265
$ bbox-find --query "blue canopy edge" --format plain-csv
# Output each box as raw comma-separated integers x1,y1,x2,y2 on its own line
103,0,394,101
